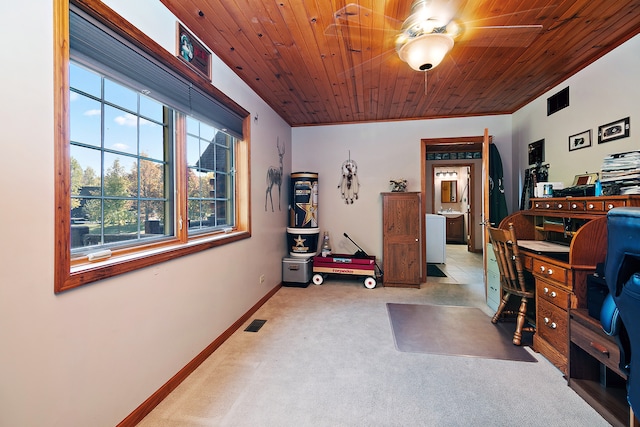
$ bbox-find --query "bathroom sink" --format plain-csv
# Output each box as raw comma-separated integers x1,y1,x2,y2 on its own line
439,212,464,218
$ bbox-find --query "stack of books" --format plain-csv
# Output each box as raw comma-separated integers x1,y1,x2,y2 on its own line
600,151,640,195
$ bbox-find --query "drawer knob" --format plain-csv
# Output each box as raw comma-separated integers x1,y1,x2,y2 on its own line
540,266,546,273
589,341,610,356
558,203,563,208
545,203,550,208
544,317,557,329
588,203,594,209
550,291,557,298
572,203,578,209
543,287,549,294
608,204,614,210
547,269,553,275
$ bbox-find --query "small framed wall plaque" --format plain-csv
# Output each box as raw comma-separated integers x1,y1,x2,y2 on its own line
598,117,630,144
528,139,544,165
177,24,211,79
568,129,591,151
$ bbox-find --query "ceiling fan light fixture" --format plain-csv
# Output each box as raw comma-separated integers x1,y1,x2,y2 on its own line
397,33,454,71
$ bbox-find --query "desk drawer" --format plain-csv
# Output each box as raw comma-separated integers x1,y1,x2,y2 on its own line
533,259,568,285
571,319,621,374
569,200,586,211
604,199,628,211
537,299,568,356
537,279,570,309
585,200,604,212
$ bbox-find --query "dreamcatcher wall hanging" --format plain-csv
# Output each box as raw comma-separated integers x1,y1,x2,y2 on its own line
338,151,359,204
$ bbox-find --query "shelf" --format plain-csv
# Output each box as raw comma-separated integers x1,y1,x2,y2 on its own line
569,378,628,427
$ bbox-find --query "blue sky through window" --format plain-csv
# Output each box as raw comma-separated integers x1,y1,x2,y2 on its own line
69,61,168,178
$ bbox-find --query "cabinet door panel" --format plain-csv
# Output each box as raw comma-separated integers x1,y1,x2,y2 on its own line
384,241,420,284
383,195,420,236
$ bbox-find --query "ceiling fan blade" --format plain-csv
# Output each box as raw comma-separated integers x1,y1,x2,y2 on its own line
337,48,399,79
325,4,405,77
457,25,543,48
324,3,401,58
324,23,398,46
452,4,553,47
459,5,555,27
333,3,368,25
331,3,404,28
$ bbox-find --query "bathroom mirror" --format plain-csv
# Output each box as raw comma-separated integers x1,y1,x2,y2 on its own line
441,180,457,203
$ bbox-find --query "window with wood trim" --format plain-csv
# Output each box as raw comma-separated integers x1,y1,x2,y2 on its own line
54,1,250,293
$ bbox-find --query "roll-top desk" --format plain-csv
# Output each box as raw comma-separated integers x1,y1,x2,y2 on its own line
499,195,640,375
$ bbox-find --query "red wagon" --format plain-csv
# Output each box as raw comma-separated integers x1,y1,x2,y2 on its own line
312,253,378,289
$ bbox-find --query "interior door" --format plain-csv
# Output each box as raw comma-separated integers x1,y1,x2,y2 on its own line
383,192,421,286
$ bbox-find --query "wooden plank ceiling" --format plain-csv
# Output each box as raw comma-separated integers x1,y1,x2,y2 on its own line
159,0,640,127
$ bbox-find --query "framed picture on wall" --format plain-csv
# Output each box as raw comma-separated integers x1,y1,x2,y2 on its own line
177,24,212,79
598,117,630,144
568,129,591,151
528,139,544,165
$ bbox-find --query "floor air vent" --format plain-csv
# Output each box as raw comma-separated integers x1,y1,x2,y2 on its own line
244,319,267,332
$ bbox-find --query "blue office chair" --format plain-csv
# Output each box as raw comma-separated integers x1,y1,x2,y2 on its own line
602,207,640,413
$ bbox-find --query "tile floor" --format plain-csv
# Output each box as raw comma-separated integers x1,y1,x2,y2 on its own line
429,243,484,286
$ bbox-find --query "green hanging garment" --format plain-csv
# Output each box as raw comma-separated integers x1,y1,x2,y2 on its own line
489,144,509,226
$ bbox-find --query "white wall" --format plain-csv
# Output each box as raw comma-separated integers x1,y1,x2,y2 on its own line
0,1,291,426
291,116,512,263
513,35,640,188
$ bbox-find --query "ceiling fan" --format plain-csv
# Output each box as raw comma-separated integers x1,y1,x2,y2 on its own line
325,0,547,76
395,0,460,71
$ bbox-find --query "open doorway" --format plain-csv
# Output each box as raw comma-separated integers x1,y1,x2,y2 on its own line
432,164,474,250
420,136,486,275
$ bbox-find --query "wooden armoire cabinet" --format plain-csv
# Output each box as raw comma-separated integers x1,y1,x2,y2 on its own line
381,192,421,288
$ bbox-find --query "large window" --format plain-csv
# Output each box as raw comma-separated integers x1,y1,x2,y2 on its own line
70,62,174,252
55,1,250,292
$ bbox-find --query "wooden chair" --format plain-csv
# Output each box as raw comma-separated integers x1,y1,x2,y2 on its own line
488,223,536,345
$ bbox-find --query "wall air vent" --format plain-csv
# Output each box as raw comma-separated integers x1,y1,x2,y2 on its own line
547,87,569,116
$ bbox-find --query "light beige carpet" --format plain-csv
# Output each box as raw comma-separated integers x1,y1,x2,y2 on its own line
137,280,609,427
